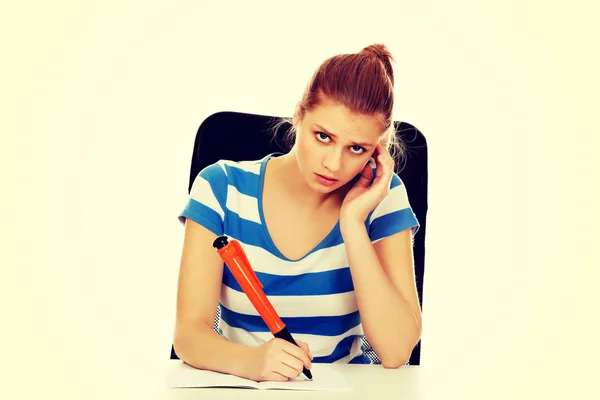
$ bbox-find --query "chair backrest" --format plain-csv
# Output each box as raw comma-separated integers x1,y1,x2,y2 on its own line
171,111,428,365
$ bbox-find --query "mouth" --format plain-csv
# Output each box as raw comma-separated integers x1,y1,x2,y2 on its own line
314,173,339,186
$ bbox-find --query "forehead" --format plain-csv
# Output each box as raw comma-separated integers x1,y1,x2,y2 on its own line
304,99,384,143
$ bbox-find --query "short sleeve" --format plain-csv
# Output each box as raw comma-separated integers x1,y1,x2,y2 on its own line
178,162,228,236
368,173,419,243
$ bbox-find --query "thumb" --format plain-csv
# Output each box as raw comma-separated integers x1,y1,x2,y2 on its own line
296,340,313,360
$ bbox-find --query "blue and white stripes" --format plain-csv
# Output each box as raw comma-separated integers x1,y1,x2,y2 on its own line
178,153,419,364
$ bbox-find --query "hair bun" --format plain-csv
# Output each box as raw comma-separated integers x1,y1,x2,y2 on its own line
361,43,393,63
360,43,394,85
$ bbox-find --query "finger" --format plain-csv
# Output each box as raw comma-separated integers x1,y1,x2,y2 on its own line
376,154,385,179
376,145,393,179
280,356,304,378
372,153,386,183
371,158,392,196
296,340,313,360
269,371,290,382
382,150,394,174
355,165,373,188
282,342,312,369
371,144,381,159
379,140,391,155
381,144,395,172
372,146,385,175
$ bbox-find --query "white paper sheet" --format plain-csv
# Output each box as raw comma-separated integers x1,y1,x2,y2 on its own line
165,361,352,391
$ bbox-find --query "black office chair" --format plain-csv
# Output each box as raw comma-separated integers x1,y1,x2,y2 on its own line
170,111,428,365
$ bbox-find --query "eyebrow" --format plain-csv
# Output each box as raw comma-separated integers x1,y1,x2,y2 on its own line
314,124,374,147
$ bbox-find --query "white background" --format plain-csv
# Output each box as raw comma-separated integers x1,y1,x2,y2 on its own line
2,1,599,398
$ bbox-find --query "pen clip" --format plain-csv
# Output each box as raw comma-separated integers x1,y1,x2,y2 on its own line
232,239,263,289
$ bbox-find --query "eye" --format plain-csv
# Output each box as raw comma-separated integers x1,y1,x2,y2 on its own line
350,145,366,154
316,132,331,142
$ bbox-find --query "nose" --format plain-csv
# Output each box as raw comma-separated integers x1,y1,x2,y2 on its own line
323,149,342,173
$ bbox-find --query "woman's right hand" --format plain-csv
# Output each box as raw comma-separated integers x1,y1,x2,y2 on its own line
244,338,313,382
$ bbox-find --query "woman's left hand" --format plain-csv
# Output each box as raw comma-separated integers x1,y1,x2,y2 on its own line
340,143,395,225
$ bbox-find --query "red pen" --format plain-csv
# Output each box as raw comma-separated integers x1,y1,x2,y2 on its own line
212,235,313,380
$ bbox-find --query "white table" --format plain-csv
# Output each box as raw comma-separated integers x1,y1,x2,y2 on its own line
152,362,426,400
143,359,586,400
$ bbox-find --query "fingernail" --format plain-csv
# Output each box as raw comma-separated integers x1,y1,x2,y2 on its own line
367,158,376,168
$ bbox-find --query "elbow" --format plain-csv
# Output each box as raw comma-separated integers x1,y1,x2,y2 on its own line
379,330,421,369
172,324,201,361
172,332,189,361
381,359,408,369
378,343,412,368
173,321,218,362
380,352,410,369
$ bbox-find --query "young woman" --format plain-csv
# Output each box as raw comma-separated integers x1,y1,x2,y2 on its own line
173,43,422,382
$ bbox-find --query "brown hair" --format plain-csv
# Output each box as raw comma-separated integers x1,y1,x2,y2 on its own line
270,43,404,163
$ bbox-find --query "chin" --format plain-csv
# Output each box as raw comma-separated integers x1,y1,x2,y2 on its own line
312,184,338,193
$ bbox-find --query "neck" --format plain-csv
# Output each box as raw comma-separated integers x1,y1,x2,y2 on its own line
269,151,346,211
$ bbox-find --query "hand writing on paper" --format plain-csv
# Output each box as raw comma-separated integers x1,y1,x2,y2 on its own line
340,142,394,225
246,338,313,382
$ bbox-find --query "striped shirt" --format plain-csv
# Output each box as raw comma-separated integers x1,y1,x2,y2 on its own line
178,152,419,364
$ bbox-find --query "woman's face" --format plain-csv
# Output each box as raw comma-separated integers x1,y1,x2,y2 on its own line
292,98,386,194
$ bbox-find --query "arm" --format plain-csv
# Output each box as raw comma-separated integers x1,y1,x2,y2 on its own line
340,220,422,368
173,219,256,378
